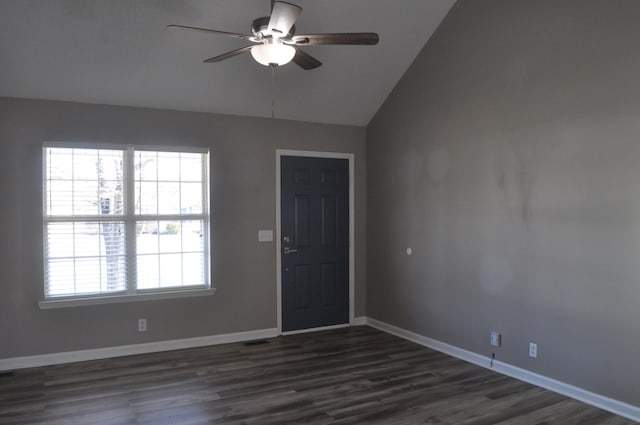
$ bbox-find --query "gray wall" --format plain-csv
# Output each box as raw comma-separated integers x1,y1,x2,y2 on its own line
0,97,366,358
367,0,640,406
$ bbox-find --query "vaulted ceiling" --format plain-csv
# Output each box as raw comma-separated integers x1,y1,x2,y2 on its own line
0,0,455,126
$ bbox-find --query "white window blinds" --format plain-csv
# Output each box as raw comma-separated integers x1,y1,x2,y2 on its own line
43,145,210,299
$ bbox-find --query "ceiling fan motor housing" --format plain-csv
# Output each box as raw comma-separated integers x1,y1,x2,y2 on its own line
252,17,295,38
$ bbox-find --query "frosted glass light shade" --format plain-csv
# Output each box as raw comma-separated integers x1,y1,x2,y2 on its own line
251,40,296,67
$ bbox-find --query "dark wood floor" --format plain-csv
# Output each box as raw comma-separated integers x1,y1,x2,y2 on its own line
0,326,635,425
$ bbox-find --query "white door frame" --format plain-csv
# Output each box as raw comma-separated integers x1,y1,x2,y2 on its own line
275,149,355,335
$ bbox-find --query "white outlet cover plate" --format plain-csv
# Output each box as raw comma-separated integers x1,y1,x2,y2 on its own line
529,342,537,358
490,331,501,347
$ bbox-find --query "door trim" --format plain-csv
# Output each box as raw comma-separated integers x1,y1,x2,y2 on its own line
275,150,355,335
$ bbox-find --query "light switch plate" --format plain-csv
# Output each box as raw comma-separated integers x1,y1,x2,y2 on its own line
258,230,273,242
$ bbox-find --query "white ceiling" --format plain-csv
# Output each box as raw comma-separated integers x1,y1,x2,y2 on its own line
0,0,455,126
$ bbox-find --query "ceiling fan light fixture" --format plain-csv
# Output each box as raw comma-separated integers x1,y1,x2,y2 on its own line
251,39,296,67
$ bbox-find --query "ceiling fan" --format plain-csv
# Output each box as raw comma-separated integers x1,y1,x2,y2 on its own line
168,0,379,70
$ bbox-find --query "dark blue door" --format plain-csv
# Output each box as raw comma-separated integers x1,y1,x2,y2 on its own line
281,156,349,332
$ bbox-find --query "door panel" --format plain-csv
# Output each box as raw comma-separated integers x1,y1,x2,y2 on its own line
294,195,311,248
294,265,312,310
321,195,337,247
321,263,337,307
281,156,349,332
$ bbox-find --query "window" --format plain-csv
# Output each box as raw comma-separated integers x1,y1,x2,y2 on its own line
42,144,210,303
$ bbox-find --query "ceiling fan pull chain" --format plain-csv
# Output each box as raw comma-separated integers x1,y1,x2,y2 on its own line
271,65,276,119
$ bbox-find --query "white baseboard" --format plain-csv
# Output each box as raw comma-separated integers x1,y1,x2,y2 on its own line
352,316,367,326
365,317,640,423
0,328,279,371
0,320,367,371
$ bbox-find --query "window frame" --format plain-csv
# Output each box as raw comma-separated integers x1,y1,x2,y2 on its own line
40,142,213,309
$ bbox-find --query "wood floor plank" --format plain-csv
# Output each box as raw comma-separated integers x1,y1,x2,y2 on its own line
0,326,635,424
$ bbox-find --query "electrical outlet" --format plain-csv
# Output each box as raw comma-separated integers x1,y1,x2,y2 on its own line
490,331,501,347
138,318,147,332
529,342,537,358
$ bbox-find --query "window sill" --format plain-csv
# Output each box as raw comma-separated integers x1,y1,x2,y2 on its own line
38,287,216,309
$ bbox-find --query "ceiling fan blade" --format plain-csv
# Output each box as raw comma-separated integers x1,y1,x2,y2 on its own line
168,24,254,41
292,48,322,70
203,45,254,63
268,2,302,36
290,33,380,46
